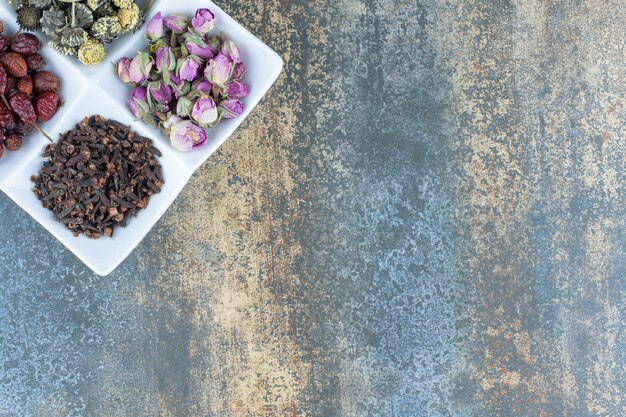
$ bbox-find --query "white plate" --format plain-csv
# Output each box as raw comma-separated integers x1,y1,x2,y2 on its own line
0,0,283,276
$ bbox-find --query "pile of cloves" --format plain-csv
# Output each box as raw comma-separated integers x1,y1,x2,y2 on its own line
33,115,164,239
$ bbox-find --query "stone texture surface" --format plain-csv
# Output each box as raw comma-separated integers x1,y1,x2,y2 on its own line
0,0,624,416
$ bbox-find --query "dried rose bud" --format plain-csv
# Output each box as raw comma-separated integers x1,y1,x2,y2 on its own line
204,53,232,87
167,118,207,152
184,34,215,59
221,40,241,64
219,99,244,119
116,57,132,84
128,86,150,118
129,52,153,84
163,14,188,33
145,12,164,41
156,46,176,73
191,8,215,36
191,95,217,127
177,55,202,82
148,81,172,105
224,81,249,99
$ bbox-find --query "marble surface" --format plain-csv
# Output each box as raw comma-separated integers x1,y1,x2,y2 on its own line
0,0,624,416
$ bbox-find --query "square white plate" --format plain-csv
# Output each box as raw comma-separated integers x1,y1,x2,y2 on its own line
0,0,283,276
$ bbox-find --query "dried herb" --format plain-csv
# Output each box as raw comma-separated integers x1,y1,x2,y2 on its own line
33,115,164,239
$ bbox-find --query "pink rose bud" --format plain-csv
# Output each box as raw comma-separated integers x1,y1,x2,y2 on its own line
164,14,188,33
224,81,249,98
204,53,232,87
169,120,207,152
219,99,244,119
156,46,176,72
221,40,241,64
232,62,246,81
196,80,213,92
191,95,218,127
128,86,149,118
177,55,202,82
145,12,163,41
129,52,153,84
116,57,132,84
149,81,172,105
192,8,215,36
185,34,215,59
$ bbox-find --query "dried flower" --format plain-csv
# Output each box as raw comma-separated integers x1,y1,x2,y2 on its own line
128,86,149,118
219,99,244,119
224,81,249,99
86,0,109,11
221,40,241,64
184,34,215,59
163,14,188,33
78,38,106,65
204,53,232,87
148,81,172,105
232,62,246,81
30,0,53,8
195,80,213,93
129,52,153,84
177,55,202,82
60,27,88,48
40,7,66,36
168,117,207,152
191,8,215,36
145,12,164,41
155,46,175,73
112,0,134,8
118,3,140,32
116,57,132,84
191,95,218,127
16,6,42,31
49,37,77,56
73,3,95,29
92,16,123,43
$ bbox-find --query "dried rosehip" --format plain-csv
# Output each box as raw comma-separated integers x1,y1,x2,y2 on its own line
0,143,3,159
0,35,9,52
25,53,46,71
0,102,14,128
14,120,33,136
4,135,22,151
0,21,4,34
34,92,60,122
0,63,6,94
9,92,36,124
0,52,27,77
20,76,34,94
10,33,42,56
6,75,17,93
17,75,33,96
33,71,60,93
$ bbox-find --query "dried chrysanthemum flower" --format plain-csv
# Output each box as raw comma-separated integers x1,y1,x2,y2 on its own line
16,6,42,31
112,0,134,8
30,0,54,9
72,2,95,28
117,3,140,32
86,0,110,11
8,0,29,8
78,37,106,65
92,16,123,43
40,7,66,36
94,3,115,19
49,38,77,56
60,26,89,48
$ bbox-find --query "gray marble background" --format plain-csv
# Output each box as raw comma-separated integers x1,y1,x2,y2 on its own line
1,0,624,416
